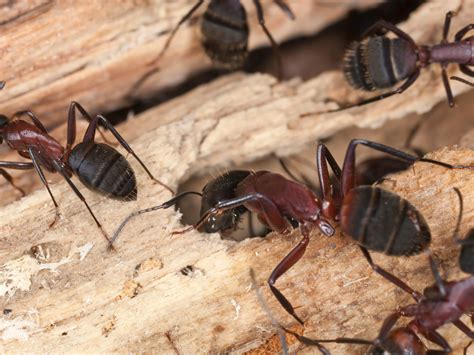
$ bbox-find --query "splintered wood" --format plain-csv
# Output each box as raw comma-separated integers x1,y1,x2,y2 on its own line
0,0,473,353
0,0,379,128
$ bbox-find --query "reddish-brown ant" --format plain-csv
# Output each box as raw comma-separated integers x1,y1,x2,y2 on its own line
282,195,474,353
0,101,173,245
112,139,473,324
128,0,294,97
331,9,474,111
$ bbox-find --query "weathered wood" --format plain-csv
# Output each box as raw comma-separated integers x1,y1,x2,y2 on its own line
0,0,379,128
0,134,472,352
1,0,472,207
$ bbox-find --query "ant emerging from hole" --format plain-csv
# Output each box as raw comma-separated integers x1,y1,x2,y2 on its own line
283,188,474,354
0,101,173,247
307,8,473,115
128,0,294,99
112,139,473,324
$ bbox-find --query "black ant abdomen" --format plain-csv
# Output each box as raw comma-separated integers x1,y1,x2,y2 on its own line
344,37,417,91
201,0,249,70
68,142,137,201
340,186,431,256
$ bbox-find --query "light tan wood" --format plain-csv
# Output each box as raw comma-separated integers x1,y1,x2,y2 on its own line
1,1,474,352
1,0,472,207
0,0,379,128
0,134,473,352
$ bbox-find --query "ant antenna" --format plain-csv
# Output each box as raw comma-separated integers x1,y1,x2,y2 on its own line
110,191,202,246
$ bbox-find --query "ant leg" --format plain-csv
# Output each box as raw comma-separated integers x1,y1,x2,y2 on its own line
86,114,174,194
12,111,48,133
415,326,452,353
442,12,454,43
455,24,474,41
277,156,315,190
359,247,423,301
50,160,114,248
65,102,116,156
249,269,290,355
451,76,474,87
441,65,455,107
174,192,290,235
110,191,202,245
0,169,26,196
125,0,205,100
304,69,421,115
0,162,34,195
460,65,474,77
362,20,416,47
339,139,473,197
27,148,60,226
253,0,286,79
268,233,309,324
452,319,474,339
273,0,295,20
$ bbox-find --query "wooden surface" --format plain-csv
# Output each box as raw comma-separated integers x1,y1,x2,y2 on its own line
1,0,474,353
0,0,379,128
0,139,473,352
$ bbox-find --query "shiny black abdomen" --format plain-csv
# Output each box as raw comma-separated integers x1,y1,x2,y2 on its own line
201,0,249,70
68,142,137,200
344,37,417,91
340,186,430,256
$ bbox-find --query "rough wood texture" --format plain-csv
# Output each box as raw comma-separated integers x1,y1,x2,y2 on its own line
0,0,378,128
0,135,473,352
1,1,474,353
1,0,472,207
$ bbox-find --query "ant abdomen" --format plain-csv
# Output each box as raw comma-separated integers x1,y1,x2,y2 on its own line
201,0,249,70
344,37,417,91
340,186,430,256
68,142,137,201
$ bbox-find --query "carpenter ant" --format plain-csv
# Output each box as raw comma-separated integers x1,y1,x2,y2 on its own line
283,191,474,354
284,260,474,353
0,101,173,245
112,139,473,324
128,0,294,97
332,9,474,111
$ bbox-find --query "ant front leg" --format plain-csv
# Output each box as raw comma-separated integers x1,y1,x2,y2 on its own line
268,232,309,325
455,23,474,41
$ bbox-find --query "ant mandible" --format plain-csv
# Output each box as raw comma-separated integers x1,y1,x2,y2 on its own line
0,101,173,246
112,139,473,324
335,9,473,111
